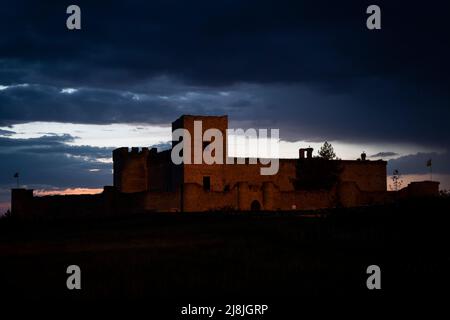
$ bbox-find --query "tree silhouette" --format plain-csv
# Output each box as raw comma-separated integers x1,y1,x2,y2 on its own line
390,169,403,191
318,141,336,160
0,209,12,220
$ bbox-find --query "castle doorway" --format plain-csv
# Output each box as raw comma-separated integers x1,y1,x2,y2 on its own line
251,200,261,212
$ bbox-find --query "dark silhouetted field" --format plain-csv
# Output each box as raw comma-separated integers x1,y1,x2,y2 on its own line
1,198,449,303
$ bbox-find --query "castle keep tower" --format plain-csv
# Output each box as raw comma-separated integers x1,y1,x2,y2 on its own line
172,115,229,193
171,114,228,164
113,147,152,193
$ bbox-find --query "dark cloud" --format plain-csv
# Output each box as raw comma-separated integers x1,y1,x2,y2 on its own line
1,81,449,149
370,152,399,158
2,1,449,88
0,0,450,181
0,0,448,149
387,152,450,175
0,134,113,188
0,129,15,136
0,133,115,159
0,81,254,126
0,83,175,125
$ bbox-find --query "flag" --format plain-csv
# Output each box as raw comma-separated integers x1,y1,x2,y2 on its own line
426,159,432,167
13,172,19,178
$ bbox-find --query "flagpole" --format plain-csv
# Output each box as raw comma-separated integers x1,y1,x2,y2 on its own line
14,172,20,188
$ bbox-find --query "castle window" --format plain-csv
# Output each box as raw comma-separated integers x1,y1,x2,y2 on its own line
203,176,211,191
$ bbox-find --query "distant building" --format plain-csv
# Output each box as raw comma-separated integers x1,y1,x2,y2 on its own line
11,115,440,220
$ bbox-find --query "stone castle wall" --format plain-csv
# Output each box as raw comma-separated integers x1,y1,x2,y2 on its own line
339,160,387,192
10,115,440,220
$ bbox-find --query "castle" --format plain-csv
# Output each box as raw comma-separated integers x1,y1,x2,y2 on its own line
11,115,440,220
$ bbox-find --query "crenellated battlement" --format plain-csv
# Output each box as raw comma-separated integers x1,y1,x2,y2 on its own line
113,147,156,158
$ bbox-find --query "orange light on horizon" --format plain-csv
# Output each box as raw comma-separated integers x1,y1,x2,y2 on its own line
34,188,104,196
387,173,450,191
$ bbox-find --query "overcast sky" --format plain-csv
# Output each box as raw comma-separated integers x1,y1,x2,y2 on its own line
1,0,450,212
